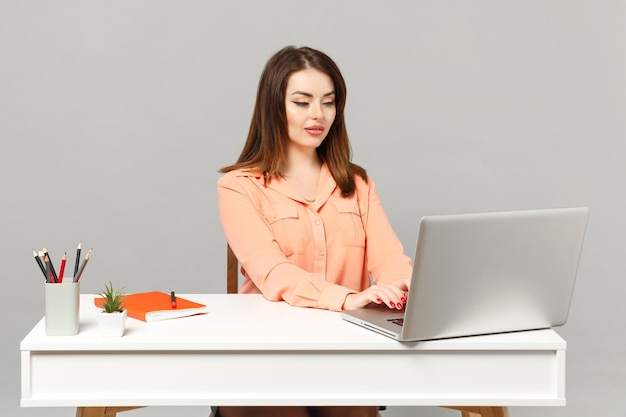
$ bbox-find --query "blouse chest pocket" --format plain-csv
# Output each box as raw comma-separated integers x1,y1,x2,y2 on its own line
330,198,366,248
266,204,304,256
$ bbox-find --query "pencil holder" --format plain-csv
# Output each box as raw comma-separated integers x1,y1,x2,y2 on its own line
44,281,80,336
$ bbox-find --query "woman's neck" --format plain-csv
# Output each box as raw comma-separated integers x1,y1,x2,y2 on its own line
284,147,321,178
282,149,322,202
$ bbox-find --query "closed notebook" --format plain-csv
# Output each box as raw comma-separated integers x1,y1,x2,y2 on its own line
94,291,208,322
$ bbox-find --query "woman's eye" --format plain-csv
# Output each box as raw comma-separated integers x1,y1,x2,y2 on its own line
323,101,335,107
292,101,309,107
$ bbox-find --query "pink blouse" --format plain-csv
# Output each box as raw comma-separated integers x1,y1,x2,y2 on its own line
217,163,412,311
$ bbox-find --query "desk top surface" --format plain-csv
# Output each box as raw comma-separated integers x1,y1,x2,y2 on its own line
21,294,566,352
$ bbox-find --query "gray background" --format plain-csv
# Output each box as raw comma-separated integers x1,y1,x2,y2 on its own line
1,1,624,416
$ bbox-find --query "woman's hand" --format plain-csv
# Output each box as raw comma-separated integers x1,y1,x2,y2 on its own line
342,282,409,311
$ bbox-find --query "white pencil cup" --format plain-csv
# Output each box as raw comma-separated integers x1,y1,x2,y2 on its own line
45,281,80,336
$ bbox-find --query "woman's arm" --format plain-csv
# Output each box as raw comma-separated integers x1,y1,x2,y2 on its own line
338,177,413,311
359,177,413,285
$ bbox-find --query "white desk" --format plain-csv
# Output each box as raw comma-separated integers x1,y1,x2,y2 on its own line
21,294,566,416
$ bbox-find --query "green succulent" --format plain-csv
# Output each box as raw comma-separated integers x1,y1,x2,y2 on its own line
99,281,125,313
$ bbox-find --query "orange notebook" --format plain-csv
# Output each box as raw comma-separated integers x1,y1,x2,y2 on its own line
94,291,208,322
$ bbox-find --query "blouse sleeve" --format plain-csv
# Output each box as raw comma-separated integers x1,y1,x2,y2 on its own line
358,177,413,285
217,172,356,311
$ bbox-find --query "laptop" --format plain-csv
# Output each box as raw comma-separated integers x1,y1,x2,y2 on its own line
341,207,589,341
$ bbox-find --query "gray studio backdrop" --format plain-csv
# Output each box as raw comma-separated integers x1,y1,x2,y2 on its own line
1,1,624,416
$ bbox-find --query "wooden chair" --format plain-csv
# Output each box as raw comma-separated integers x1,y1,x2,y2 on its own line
76,407,142,417
227,243,239,294
226,244,510,417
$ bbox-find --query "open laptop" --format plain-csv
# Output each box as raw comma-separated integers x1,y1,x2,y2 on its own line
341,207,589,341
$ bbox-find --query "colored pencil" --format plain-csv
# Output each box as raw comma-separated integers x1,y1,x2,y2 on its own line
73,242,82,278
44,254,52,283
74,249,92,282
33,250,47,281
42,247,58,283
58,252,67,283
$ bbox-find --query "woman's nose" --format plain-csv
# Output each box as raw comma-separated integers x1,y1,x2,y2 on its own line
310,103,323,120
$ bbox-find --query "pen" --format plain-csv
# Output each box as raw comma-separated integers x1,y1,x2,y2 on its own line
73,242,81,278
58,252,67,283
171,291,177,309
73,249,92,282
42,247,58,283
33,250,47,281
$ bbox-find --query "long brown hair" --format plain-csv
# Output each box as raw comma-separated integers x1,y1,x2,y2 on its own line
220,46,366,196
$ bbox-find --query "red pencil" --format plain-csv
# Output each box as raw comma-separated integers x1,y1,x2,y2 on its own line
58,252,67,283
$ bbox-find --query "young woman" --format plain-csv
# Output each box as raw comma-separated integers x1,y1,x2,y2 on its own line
216,46,412,417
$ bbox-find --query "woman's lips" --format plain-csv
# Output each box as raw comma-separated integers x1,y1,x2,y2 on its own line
305,126,324,135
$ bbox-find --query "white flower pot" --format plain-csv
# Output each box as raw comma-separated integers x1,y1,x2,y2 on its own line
99,309,127,337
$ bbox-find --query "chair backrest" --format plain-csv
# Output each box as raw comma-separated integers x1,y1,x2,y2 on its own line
226,243,238,294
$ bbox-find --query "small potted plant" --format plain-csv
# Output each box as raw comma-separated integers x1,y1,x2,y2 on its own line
98,281,127,337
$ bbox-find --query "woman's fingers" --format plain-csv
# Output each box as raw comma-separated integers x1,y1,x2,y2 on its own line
364,285,407,309
343,284,409,311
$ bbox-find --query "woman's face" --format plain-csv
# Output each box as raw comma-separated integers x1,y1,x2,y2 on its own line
284,68,336,152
